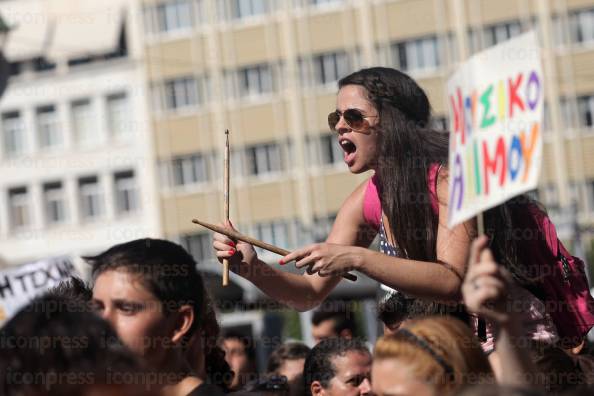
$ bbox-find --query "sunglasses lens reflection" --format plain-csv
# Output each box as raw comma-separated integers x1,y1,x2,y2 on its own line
328,110,367,131
328,111,340,130
344,110,364,129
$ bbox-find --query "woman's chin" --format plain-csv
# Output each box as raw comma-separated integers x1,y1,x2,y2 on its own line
346,162,368,174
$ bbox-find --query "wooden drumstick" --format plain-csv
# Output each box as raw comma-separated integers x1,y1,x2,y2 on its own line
223,130,230,287
193,219,358,282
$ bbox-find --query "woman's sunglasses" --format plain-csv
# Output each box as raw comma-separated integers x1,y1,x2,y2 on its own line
328,109,378,132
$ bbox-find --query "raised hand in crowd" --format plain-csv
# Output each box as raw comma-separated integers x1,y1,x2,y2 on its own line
462,235,538,388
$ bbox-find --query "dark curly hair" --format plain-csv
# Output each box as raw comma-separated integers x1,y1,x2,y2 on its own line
0,294,143,396
303,338,370,396
86,238,233,390
267,342,310,374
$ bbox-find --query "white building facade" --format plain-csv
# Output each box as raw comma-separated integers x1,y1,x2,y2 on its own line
0,0,161,266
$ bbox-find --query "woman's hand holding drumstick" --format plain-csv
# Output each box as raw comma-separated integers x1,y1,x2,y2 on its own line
210,220,258,279
202,219,357,282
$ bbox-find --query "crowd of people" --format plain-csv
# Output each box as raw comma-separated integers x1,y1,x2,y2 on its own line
0,236,593,395
2,66,594,395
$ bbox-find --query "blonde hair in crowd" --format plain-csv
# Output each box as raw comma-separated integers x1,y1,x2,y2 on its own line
374,316,495,395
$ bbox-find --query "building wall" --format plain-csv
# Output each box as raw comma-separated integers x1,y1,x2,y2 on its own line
0,0,161,265
143,0,594,261
3,0,593,267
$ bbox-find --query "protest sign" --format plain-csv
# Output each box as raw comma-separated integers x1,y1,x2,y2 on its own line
447,31,544,228
0,256,79,326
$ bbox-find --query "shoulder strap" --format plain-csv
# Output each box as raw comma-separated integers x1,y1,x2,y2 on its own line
427,163,442,214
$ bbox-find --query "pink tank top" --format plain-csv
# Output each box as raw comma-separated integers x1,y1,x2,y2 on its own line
363,164,441,229
363,164,559,352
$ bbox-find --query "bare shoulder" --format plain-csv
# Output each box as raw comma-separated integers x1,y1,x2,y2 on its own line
435,166,476,245
328,177,376,246
435,166,450,207
336,177,373,224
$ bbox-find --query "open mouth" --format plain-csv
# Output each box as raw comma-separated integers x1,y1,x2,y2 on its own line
339,138,357,165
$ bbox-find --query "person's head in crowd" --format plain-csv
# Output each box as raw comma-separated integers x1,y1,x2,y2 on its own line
372,316,494,396
303,337,372,396
222,331,257,391
46,275,92,304
0,293,151,396
87,238,231,394
267,342,310,396
378,294,458,336
311,305,356,344
377,292,409,335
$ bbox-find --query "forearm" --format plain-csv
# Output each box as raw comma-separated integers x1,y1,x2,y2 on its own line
242,258,337,312
494,318,539,387
356,248,462,301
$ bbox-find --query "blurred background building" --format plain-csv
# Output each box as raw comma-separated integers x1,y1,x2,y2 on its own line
0,0,161,271
1,0,594,351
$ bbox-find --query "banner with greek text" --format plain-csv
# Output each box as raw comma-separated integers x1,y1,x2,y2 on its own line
0,256,79,326
447,31,543,228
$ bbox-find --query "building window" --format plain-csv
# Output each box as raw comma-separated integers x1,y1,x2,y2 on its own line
36,105,61,149
559,98,575,130
224,0,268,20
307,135,342,166
171,154,210,186
569,8,594,44
542,101,551,133
577,95,594,130
254,220,289,255
159,76,206,111
587,180,594,213
8,187,31,230
245,143,283,176
467,29,481,54
319,135,342,165
9,61,23,78
568,182,583,210
71,99,98,147
311,51,349,86
2,111,25,157
145,0,195,34
541,184,559,211
312,213,337,242
236,64,274,98
483,20,522,48
106,92,131,139
43,182,67,225
552,16,568,48
392,36,440,74
78,176,103,220
180,232,213,262
309,0,343,6
33,57,56,73
114,170,139,214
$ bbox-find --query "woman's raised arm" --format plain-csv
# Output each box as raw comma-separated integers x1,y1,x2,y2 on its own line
212,178,377,311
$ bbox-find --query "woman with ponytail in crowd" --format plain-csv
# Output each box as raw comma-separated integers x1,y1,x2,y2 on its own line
213,67,560,361
89,238,232,396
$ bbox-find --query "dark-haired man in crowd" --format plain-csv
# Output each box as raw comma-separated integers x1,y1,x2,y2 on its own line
268,342,310,396
222,331,258,391
311,305,356,344
303,338,372,396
